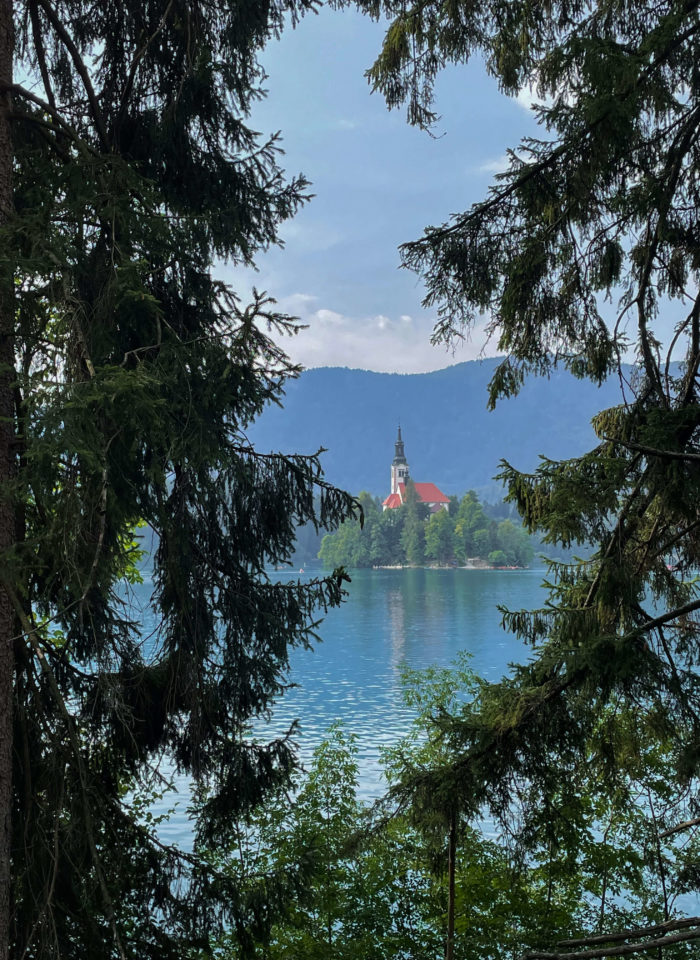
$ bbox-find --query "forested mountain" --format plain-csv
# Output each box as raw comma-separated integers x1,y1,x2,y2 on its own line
249,359,624,497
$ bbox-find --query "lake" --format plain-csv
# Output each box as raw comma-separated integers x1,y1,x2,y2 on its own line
147,566,547,847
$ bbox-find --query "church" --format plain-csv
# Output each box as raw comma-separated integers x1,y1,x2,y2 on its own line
382,427,450,513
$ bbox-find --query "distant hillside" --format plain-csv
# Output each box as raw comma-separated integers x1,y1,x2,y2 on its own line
248,359,624,499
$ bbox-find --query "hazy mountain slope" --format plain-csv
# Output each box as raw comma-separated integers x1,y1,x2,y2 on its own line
249,359,624,498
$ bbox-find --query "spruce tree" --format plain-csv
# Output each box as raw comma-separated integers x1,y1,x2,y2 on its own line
353,0,700,952
0,2,357,957
0,5,13,955
400,481,426,565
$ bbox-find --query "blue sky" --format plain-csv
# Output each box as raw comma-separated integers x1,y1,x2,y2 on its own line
224,7,541,373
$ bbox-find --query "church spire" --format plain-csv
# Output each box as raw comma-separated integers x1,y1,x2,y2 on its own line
393,424,407,465
391,425,409,494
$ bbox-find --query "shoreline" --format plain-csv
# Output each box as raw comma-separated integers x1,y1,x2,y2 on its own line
371,562,529,571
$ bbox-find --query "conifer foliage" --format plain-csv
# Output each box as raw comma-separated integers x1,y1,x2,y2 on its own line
353,0,700,954
0,2,357,957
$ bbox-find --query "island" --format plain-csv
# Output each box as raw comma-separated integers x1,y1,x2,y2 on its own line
319,428,534,569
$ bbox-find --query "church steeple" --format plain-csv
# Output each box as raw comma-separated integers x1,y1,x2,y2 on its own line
391,425,410,495
393,425,407,465
382,427,450,512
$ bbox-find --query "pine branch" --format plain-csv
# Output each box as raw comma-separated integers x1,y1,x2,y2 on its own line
632,101,700,401
659,816,700,839
401,0,700,251
28,0,56,111
3,82,95,152
680,293,700,405
630,597,700,638
116,0,175,129
559,915,700,947
34,0,109,148
4,582,127,960
600,435,700,462
522,923,700,959
9,108,71,161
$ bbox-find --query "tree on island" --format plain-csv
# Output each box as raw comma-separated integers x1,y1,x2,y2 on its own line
0,3,357,957
452,490,492,563
424,508,453,565
319,488,534,568
399,479,428,565
370,503,403,566
349,0,700,954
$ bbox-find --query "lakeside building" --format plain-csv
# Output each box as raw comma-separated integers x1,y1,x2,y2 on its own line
382,427,450,513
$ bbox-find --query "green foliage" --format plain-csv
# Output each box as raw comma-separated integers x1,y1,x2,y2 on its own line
452,490,491,562
369,505,403,565
396,480,427,564
487,548,507,566
5,3,359,957
386,662,700,958
492,518,534,566
320,488,534,568
210,661,699,959
424,507,453,563
344,0,700,952
213,726,441,960
213,719,545,960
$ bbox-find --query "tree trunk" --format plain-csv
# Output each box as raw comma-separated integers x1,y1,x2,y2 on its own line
445,808,457,960
0,3,14,957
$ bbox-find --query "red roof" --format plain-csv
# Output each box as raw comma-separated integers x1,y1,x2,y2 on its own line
382,493,403,509
396,481,449,505
413,482,450,504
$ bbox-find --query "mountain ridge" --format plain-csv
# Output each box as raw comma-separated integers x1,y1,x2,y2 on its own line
248,359,624,499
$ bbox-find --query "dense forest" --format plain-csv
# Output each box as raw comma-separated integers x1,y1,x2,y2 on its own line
318,487,536,568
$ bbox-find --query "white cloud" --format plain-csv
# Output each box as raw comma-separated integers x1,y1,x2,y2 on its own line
270,296,499,373
476,153,510,174
316,308,344,325
515,84,541,112
334,118,360,130
514,78,560,113
278,292,318,311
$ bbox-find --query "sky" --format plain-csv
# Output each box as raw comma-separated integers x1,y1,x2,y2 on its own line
223,7,541,374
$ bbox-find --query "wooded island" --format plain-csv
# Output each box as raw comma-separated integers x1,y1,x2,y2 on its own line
319,486,535,568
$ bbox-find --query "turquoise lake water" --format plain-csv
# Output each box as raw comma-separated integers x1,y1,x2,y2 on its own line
261,567,542,791
143,566,547,846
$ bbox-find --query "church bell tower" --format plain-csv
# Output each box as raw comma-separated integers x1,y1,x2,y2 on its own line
391,426,410,495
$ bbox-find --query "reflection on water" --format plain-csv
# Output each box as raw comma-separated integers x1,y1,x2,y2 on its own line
133,567,546,845
387,585,406,667
259,568,542,803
